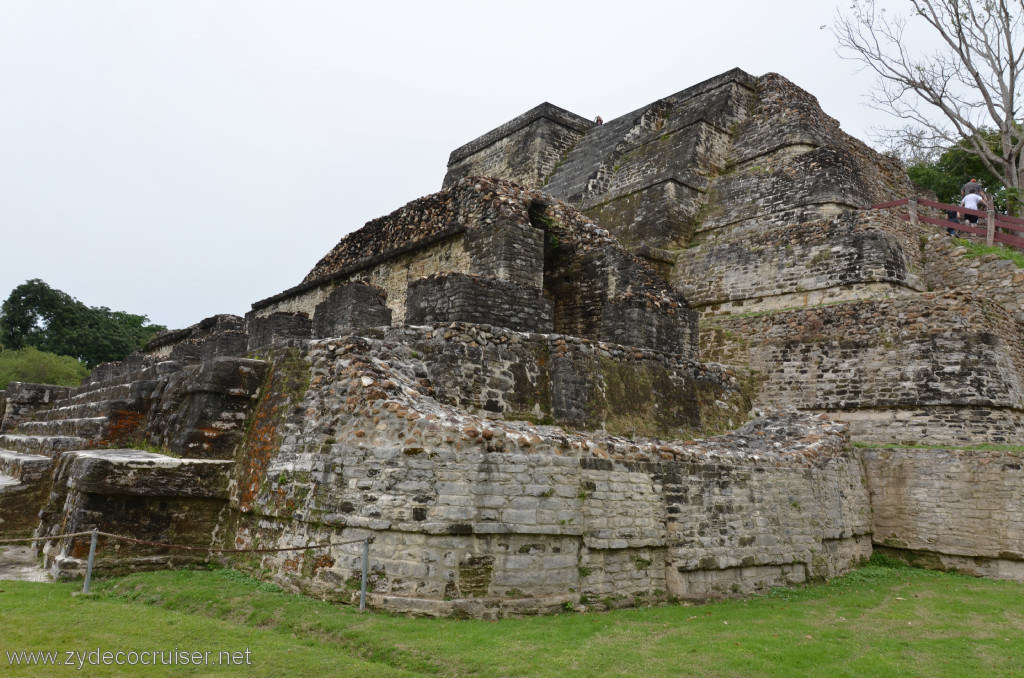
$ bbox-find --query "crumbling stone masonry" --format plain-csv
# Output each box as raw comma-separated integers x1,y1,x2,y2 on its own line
219,338,869,616
250,177,699,358
1,68,1022,613
440,67,1024,580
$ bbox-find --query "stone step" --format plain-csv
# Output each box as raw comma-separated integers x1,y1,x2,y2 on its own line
0,472,18,493
0,434,93,458
64,382,134,404
0,449,53,484
65,379,161,406
75,359,181,394
33,400,132,423
17,417,108,439
545,116,637,200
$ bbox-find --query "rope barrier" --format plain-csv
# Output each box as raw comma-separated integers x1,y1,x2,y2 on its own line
0,531,98,544
0,531,370,553
1,529,377,609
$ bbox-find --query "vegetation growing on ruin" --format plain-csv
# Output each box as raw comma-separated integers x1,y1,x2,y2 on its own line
0,346,88,390
952,238,1024,268
1,555,1022,676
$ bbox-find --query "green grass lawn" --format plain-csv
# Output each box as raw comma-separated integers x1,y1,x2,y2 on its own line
1,555,1022,677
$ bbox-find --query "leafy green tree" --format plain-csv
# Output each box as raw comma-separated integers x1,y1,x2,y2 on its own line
0,279,165,368
907,132,1023,212
908,136,1001,202
0,346,89,390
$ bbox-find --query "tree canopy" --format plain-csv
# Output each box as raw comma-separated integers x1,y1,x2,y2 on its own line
907,131,1012,206
0,279,165,368
833,0,1024,209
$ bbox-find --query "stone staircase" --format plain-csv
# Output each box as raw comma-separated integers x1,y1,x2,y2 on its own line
543,111,644,202
0,358,174,537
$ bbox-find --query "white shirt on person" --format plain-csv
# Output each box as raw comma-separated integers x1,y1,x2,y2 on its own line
961,193,984,210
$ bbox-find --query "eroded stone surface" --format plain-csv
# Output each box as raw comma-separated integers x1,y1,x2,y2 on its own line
2,68,1022,613
213,337,870,616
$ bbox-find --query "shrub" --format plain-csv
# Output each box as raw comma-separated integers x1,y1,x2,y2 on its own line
0,346,88,390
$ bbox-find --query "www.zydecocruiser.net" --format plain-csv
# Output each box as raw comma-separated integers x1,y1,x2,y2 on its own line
5,648,253,670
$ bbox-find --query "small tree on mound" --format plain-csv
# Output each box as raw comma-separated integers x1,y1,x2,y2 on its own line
0,346,89,390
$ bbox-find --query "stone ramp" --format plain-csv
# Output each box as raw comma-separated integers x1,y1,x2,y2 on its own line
0,450,53,538
0,546,50,582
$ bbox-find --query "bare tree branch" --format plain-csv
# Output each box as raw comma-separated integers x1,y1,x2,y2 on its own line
833,0,1024,194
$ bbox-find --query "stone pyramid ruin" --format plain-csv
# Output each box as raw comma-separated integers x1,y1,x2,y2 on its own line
1,68,1021,616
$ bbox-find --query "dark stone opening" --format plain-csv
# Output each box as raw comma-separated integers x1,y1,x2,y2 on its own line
529,201,578,337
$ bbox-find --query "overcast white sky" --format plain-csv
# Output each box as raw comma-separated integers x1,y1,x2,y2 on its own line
1,1,926,330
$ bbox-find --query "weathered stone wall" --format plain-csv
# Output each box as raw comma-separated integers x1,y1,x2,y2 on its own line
440,70,916,255
216,337,871,617
406,274,554,334
247,311,313,351
144,357,269,459
695,74,916,241
251,178,696,354
311,282,392,340
540,213,698,356
675,212,926,314
143,314,248,363
0,382,71,433
0,450,51,537
253,235,473,326
700,293,1024,445
862,446,1024,581
923,233,1024,325
381,324,747,437
444,103,594,189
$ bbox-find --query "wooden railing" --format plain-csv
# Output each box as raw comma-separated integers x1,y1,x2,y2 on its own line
870,198,1024,249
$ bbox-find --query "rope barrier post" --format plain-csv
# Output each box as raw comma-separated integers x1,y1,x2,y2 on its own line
986,209,996,246
82,529,98,595
908,198,919,229
359,537,370,611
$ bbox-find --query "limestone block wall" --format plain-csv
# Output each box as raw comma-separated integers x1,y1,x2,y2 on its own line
464,218,545,290
405,274,554,334
444,103,594,189
311,282,392,340
583,180,704,253
862,446,1024,581
247,311,313,351
380,324,747,437
923,233,1024,326
253,235,473,326
216,336,871,617
674,212,926,314
700,293,1024,445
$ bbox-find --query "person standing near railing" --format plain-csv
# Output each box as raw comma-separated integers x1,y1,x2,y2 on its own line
944,208,960,237
959,187,986,229
961,178,981,196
